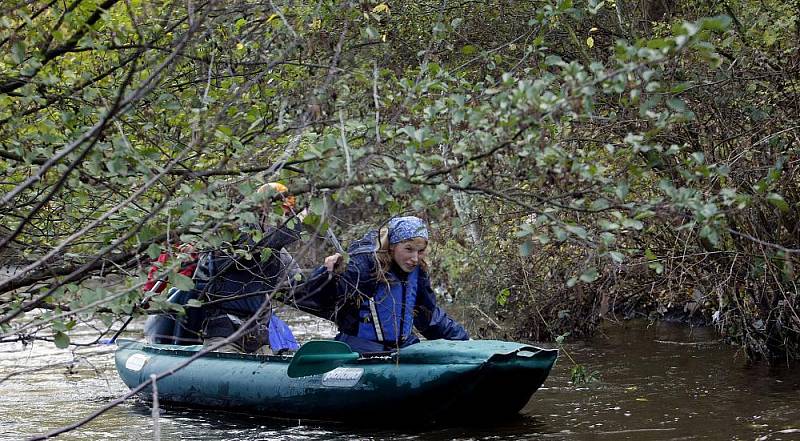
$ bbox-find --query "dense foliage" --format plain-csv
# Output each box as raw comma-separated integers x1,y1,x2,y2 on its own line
0,0,797,361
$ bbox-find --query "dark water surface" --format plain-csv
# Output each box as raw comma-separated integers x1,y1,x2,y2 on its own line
2,314,799,441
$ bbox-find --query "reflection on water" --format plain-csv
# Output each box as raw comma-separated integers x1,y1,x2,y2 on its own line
1,313,799,440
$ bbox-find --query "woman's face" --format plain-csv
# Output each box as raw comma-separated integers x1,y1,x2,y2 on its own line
391,237,428,273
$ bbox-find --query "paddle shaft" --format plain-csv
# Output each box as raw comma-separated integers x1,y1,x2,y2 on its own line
102,280,165,344
325,227,345,255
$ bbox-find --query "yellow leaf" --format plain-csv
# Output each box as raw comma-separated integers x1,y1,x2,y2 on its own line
590,27,599,32
267,13,279,22
382,34,387,42
586,36,595,48
373,3,390,14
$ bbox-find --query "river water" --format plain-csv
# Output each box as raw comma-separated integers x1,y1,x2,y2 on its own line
1,313,799,441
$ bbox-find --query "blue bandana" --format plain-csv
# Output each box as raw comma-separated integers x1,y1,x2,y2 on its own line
388,216,428,244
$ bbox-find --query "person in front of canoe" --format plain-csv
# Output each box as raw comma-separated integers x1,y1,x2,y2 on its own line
141,243,200,345
321,216,469,354
197,182,308,355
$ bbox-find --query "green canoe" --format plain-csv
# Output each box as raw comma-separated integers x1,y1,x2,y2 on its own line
114,338,557,423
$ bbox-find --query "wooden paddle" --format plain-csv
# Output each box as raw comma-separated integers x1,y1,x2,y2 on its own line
286,340,360,378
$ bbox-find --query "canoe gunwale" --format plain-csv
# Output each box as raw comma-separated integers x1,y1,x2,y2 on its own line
116,338,558,367
115,339,397,364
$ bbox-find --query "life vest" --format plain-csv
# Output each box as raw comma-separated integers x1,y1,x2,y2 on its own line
356,267,419,346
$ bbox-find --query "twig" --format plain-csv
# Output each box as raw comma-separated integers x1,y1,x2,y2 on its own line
727,228,800,254
654,339,723,346
339,110,353,179
373,60,381,146
468,303,503,330
151,374,160,441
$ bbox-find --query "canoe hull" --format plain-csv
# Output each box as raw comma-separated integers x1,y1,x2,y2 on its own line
115,339,557,423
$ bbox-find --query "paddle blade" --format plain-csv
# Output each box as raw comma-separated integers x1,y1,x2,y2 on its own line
287,340,360,378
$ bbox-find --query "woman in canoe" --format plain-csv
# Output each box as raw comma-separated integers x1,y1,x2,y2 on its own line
322,216,469,353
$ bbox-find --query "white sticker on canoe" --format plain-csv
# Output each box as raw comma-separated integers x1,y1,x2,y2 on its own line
125,353,149,371
322,367,363,387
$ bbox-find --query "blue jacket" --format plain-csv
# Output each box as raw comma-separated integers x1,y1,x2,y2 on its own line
333,231,469,353
200,223,302,315
156,223,304,351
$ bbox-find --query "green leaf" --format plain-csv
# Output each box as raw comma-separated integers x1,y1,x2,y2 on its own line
519,240,534,256
544,55,564,66
579,268,599,283
496,288,510,306
146,243,162,260
309,196,326,216
600,232,616,246
11,41,25,64
670,82,690,93
54,332,70,349
667,98,686,112
591,199,610,211
557,0,573,10
106,157,121,175
172,273,195,291
393,178,412,192
365,26,379,39
52,319,67,332
621,218,644,230
458,172,473,188
460,45,477,55
565,225,588,239
609,251,624,263
566,277,578,288
615,181,629,200
650,261,664,274
701,15,731,32
767,193,789,212
178,209,197,226
302,212,321,228
763,29,777,47
599,220,620,231
186,299,203,307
